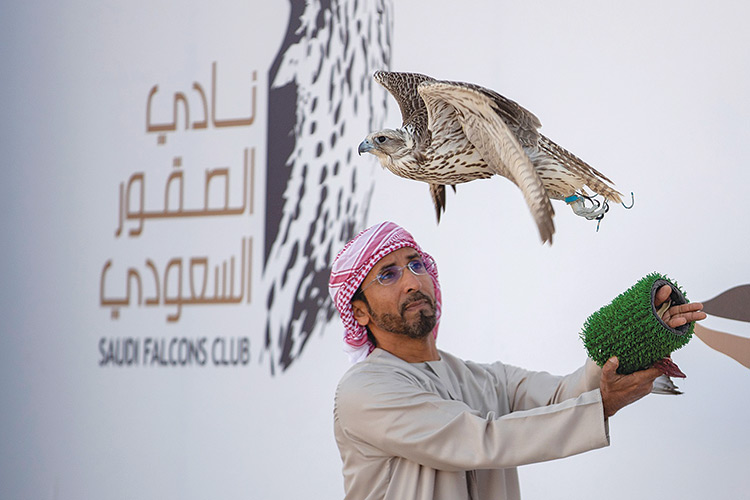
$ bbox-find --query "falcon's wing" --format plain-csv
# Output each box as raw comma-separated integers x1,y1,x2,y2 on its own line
374,71,434,143
418,80,555,244
468,83,543,147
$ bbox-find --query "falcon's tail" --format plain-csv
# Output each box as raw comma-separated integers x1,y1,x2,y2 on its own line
539,135,623,203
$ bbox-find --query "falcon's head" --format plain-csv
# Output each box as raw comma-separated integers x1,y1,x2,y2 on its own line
358,129,420,170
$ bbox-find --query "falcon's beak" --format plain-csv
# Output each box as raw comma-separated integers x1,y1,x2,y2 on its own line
358,138,374,156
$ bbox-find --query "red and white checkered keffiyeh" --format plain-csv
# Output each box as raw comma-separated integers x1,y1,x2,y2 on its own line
328,221,442,363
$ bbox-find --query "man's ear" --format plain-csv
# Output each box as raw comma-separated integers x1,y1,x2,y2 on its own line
351,299,371,327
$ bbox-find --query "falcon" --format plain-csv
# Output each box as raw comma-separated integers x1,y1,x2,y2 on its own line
358,71,625,244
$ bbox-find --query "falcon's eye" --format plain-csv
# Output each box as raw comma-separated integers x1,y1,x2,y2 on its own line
376,135,387,143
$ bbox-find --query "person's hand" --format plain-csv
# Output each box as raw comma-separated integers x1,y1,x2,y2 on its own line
600,357,661,418
654,284,706,328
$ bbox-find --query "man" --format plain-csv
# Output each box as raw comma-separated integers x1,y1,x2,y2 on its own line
328,221,706,500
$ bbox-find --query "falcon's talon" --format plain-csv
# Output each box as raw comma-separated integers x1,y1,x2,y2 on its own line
569,199,609,220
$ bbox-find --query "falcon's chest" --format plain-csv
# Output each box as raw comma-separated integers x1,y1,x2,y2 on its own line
388,130,494,184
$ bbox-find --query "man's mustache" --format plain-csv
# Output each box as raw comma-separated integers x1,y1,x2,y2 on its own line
400,291,435,315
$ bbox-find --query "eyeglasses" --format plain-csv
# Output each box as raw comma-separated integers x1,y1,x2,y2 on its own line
360,258,430,293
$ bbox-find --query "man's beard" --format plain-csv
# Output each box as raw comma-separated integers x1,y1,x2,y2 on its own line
367,291,437,340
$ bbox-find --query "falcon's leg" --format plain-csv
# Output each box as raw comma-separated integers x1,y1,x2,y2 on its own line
565,195,609,220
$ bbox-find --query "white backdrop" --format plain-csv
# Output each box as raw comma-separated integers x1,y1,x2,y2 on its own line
1,1,749,499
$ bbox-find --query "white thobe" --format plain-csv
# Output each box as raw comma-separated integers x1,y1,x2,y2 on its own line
334,348,610,500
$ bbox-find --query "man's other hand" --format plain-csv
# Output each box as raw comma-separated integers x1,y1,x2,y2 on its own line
654,284,706,328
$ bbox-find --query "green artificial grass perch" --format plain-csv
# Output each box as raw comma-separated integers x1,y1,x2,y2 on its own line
580,272,694,375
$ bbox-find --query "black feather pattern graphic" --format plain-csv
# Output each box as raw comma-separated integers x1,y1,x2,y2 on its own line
262,0,393,373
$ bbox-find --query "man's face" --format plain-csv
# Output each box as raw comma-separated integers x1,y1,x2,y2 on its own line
354,247,437,339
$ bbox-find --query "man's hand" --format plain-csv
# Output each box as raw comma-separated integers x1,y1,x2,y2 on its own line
600,357,662,418
655,284,706,328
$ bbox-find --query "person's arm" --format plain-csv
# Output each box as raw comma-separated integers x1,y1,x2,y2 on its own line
497,359,602,412
335,366,608,472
